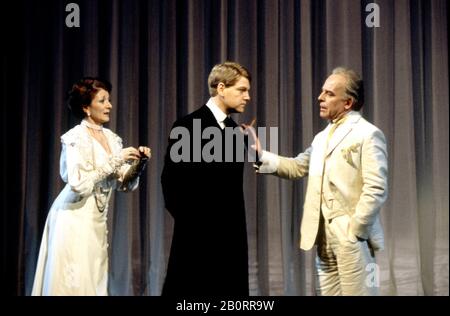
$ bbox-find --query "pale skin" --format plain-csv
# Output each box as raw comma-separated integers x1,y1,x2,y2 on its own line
317,74,353,122
242,73,355,155
213,76,251,115
214,75,256,137
82,88,151,161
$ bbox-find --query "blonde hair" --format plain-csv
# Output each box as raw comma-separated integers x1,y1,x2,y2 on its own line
208,61,251,97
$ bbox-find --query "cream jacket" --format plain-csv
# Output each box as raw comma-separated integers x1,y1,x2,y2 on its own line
257,111,388,251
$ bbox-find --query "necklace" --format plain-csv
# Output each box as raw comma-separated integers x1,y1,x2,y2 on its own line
81,119,103,131
87,128,111,213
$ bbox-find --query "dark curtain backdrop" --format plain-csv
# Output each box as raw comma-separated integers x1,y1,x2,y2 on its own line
1,0,448,296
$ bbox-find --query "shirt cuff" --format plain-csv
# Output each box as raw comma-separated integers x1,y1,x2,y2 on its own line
254,150,280,173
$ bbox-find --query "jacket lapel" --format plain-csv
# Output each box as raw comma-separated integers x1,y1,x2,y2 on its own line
199,104,224,129
325,112,361,157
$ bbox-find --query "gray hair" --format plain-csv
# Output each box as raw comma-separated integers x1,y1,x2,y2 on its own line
332,67,364,111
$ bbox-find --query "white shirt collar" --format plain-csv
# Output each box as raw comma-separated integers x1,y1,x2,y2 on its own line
206,98,228,129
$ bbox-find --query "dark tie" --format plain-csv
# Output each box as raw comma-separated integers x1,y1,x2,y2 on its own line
223,116,235,128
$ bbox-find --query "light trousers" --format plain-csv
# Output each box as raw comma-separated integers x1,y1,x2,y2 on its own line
315,214,380,296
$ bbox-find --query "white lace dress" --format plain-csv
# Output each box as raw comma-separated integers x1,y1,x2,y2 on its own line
31,122,139,296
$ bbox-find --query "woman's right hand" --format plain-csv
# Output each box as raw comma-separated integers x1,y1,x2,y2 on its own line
120,147,141,162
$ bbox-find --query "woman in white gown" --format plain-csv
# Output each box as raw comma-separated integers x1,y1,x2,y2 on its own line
31,77,151,295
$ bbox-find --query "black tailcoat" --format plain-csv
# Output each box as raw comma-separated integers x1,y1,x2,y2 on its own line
161,105,249,296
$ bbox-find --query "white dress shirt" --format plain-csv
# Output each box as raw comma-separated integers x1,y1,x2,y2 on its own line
206,98,229,130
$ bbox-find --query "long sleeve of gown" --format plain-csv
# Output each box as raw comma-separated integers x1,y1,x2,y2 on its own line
60,129,125,197
115,160,143,192
60,139,125,197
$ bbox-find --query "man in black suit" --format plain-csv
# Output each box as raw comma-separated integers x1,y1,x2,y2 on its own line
161,61,251,296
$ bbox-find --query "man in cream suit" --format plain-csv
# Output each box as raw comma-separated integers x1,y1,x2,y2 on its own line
248,67,388,295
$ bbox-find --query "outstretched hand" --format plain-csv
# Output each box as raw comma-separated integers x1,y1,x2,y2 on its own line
240,118,262,157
